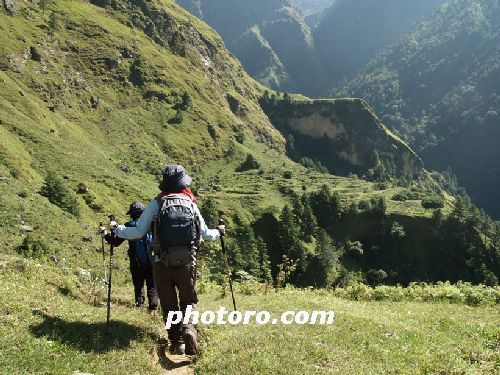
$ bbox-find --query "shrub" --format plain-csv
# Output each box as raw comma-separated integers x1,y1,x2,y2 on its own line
332,281,499,306
17,190,28,198
18,235,50,259
358,199,370,210
283,171,293,179
421,195,444,209
369,196,387,216
235,129,245,144
168,109,183,124
346,240,363,255
236,153,260,172
367,269,388,286
39,171,80,216
392,189,421,201
374,182,389,190
390,221,406,238
10,168,20,179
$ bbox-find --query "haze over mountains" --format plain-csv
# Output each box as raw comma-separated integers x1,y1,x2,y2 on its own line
334,0,500,218
176,0,500,218
176,0,327,95
315,0,446,89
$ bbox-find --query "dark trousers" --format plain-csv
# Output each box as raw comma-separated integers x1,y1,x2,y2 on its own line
130,259,158,310
154,262,198,343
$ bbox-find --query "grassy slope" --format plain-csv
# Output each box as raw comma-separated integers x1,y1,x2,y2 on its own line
1,255,498,374
0,0,443,274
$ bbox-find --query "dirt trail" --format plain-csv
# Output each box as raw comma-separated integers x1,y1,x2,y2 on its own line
150,338,195,375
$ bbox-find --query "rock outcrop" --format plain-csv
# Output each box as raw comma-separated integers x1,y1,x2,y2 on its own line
261,98,423,177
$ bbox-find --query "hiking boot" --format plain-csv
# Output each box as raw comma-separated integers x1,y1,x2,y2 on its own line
183,329,199,355
169,341,185,355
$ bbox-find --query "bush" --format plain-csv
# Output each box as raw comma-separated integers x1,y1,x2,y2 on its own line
236,153,260,172
10,168,20,179
358,199,370,210
18,235,50,259
390,221,406,238
283,171,293,179
235,129,245,144
332,281,500,306
369,196,387,216
392,189,421,201
346,240,363,255
367,269,388,286
168,109,183,124
39,172,80,216
374,182,389,190
421,195,444,209
17,190,28,198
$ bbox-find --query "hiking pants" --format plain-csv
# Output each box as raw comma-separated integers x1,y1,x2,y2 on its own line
153,262,198,343
130,259,158,310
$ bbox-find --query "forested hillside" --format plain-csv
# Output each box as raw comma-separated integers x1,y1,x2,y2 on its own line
314,0,445,90
333,0,500,218
1,0,498,289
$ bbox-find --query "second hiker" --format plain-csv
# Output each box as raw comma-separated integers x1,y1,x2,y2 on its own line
104,201,158,314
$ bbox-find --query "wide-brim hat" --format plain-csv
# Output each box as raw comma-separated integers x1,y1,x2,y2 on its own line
159,164,192,192
126,201,145,216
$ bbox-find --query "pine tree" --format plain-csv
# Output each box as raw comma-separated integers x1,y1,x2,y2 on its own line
40,171,80,217
278,205,300,255
257,237,272,283
309,184,342,230
300,194,317,241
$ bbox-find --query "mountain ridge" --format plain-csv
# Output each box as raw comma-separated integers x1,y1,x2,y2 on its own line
333,0,500,217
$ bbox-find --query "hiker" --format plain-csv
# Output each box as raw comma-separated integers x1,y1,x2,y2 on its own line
104,164,224,355
103,201,158,314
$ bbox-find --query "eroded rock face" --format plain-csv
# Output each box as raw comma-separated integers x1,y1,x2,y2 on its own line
261,98,423,177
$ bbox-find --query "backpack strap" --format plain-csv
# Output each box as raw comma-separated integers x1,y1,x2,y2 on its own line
152,197,162,261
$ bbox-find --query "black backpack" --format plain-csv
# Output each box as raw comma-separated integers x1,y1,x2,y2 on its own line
152,195,201,267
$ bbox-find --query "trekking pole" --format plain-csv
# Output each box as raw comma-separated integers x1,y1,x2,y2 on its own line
219,219,237,311
106,215,115,328
99,222,107,282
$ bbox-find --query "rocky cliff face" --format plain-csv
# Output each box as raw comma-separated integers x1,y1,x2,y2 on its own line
261,98,423,177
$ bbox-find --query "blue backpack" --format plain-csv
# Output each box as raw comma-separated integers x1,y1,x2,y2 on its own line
129,221,152,265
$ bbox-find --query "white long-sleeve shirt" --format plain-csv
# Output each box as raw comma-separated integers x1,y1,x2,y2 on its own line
114,197,220,241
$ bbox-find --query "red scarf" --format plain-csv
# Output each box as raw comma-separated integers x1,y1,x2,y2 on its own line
158,187,196,202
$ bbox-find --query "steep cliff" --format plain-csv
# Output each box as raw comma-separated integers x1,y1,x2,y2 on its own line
261,98,423,177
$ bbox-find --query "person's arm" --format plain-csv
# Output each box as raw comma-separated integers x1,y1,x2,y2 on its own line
193,203,220,241
114,199,158,240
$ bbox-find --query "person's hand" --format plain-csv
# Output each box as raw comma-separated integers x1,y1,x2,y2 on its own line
109,220,118,232
98,222,107,236
218,225,225,235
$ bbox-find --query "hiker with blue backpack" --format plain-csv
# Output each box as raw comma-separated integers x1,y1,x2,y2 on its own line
103,164,225,356
103,201,158,314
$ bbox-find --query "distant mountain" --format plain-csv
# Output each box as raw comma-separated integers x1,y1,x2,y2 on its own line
314,0,445,89
290,0,335,16
289,0,335,28
334,0,500,217
176,0,326,95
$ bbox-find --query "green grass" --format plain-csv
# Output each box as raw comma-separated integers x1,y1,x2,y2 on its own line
197,291,499,374
1,254,498,374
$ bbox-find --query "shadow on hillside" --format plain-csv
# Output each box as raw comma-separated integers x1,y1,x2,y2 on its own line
30,310,152,353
